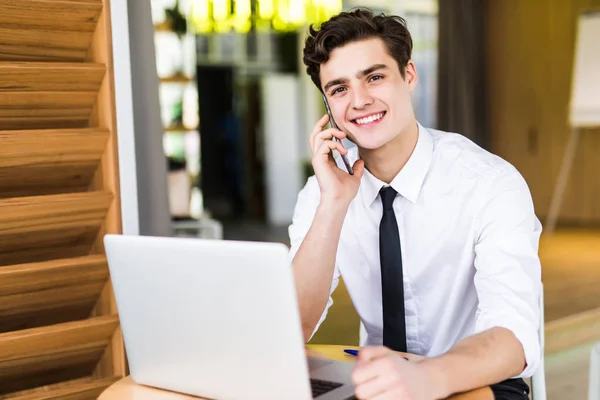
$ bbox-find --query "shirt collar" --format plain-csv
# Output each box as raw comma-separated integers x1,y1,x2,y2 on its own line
360,121,434,206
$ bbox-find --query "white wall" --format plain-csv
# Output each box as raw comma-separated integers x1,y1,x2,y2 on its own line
109,0,139,235
109,0,173,237
260,75,304,226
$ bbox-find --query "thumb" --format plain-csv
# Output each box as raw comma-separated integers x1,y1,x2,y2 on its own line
351,159,365,180
357,345,390,362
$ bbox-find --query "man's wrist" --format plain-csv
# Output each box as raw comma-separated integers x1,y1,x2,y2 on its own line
318,196,352,214
418,357,453,399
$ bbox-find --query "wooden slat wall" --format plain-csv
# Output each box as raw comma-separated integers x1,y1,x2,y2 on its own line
485,0,600,224
87,0,126,379
0,0,126,397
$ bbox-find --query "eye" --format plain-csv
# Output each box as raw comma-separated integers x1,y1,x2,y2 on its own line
369,74,384,82
331,86,346,95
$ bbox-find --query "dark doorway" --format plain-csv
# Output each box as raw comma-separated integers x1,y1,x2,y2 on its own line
196,66,266,222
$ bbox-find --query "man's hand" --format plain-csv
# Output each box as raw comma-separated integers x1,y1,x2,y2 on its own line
309,114,364,205
351,346,443,400
351,328,526,399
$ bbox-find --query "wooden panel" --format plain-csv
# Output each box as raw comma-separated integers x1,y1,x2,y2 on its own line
4,377,119,400
0,165,100,199
0,305,95,335
0,354,104,398
0,316,118,394
0,0,102,62
0,255,108,296
0,192,111,234
87,0,126,379
0,92,97,131
0,259,108,331
0,0,127,394
0,192,112,266
0,315,118,360
484,0,550,215
485,0,600,224
0,128,109,198
0,223,101,267
0,129,108,169
0,256,107,333
0,281,105,317
0,62,105,92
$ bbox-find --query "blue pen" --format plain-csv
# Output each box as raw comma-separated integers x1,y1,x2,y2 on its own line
344,348,409,361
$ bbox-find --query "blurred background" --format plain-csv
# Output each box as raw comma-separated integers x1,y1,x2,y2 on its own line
140,1,600,398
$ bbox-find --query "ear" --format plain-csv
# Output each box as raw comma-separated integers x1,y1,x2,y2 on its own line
404,60,418,92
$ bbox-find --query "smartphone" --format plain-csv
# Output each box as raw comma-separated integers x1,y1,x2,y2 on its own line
321,93,354,175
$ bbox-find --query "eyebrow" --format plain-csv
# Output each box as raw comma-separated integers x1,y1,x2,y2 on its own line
323,63,388,92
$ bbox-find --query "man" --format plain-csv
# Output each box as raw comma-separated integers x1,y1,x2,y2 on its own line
288,7,542,400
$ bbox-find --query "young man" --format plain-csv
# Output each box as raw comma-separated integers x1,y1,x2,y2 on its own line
288,7,542,400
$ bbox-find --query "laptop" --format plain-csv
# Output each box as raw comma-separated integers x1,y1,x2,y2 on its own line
103,234,357,400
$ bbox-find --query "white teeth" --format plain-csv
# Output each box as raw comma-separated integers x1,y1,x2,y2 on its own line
356,112,383,125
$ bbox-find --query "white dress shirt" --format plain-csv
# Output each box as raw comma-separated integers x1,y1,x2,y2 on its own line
288,122,542,379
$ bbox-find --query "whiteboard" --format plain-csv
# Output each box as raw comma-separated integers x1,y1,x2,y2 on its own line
570,10,600,127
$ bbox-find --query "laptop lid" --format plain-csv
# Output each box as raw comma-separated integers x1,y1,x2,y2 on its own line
104,234,313,400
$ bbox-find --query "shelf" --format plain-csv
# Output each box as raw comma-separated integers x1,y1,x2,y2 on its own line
159,75,194,84
154,22,173,32
0,255,109,333
0,191,113,267
0,0,102,62
5,376,119,400
0,92,98,131
164,124,198,132
0,128,110,198
0,62,106,92
153,2,202,220
0,316,119,394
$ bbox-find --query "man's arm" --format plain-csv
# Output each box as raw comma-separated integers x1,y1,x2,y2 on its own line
418,327,526,398
352,328,523,399
292,198,349,341
291,114,365,342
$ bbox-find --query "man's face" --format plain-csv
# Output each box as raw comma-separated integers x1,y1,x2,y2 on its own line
319,37,417,150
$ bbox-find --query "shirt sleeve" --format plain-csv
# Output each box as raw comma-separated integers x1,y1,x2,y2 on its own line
288,176,341,341
473,168,543,379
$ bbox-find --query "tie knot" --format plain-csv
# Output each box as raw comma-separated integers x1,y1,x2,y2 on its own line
380,186,397,211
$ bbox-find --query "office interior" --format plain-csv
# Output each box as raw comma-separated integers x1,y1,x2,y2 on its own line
0,0,599,399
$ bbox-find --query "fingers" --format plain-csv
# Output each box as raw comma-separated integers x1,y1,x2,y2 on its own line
352,159,365,179
312,129,347,155
309,114,346,153
311,114,330,137
352,355,392,386
315,139,347,157
370,391,402,400
309,114,330,152
353,374,396,400
357,346,392,362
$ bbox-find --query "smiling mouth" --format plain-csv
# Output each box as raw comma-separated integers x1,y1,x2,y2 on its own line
351,111,386,126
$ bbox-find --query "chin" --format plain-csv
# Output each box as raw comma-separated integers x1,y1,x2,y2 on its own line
353,136,392,151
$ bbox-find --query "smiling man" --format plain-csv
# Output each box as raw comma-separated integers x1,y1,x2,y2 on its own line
288,7,542,400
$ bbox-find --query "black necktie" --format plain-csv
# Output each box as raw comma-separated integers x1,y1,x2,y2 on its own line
379,186,407,352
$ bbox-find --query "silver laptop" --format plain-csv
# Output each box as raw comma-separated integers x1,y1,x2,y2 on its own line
104,234,356,400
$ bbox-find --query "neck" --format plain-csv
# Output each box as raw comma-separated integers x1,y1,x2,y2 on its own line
359,120,419,184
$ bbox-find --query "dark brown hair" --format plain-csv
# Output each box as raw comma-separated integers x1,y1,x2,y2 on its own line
303,8,413,91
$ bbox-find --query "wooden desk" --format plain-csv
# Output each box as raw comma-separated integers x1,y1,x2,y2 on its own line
99,345,493,400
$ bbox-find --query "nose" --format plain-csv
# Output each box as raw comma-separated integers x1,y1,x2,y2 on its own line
351,84,374,109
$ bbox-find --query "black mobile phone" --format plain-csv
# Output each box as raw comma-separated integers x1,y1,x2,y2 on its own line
321,93,354,175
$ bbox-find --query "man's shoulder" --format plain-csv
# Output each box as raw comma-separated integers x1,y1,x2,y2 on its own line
427,126,522,183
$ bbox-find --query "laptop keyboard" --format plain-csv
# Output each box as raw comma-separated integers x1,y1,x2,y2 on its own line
310,378,343,397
